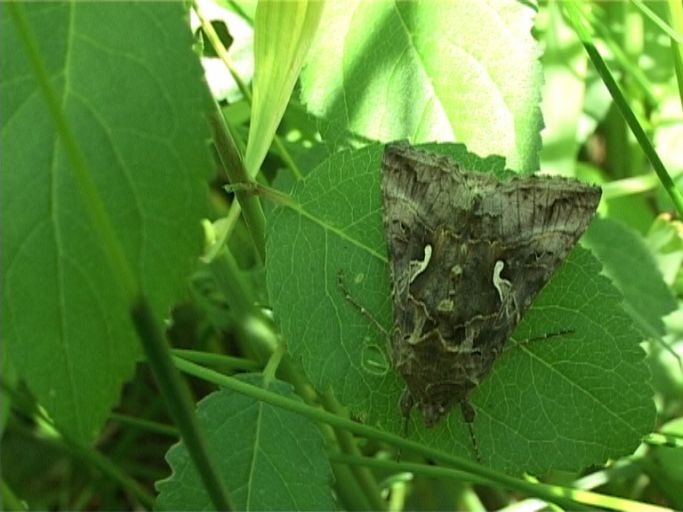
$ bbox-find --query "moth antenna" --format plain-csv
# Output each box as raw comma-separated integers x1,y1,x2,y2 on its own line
504,329,575,353
336,270,389,337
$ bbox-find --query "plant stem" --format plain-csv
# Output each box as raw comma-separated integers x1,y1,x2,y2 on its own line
172,349,261,372
109,413,178,437
131,298,232,510
193,0,252,101
332,455,669,512
320,392,387,511
209,105,267,262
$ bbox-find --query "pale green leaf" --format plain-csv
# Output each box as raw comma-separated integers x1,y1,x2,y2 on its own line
244,0,324,176
2,3,212,441
265,144,655,474
301,0,543,171
155,375,335,511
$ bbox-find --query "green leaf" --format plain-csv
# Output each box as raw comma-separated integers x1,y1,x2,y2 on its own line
265,144,655,474
301,0,544,171
155,375,335,511
244,0,324,176
2,3,212,441
583,217,677,338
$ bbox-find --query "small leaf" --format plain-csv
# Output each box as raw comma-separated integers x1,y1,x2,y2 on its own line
301,0,543,171
583,217,677,337
265,144,655,474
2,3,212,441
155,375,335,511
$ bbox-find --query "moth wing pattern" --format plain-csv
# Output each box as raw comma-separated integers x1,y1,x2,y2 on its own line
381,144,601,427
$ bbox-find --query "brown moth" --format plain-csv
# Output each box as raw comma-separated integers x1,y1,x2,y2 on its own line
381,144,601,428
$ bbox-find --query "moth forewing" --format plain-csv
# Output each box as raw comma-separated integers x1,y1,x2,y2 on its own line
380,143,601,429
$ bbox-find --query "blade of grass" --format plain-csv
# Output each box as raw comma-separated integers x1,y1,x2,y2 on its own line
565,2,683,216
631,0,683,44
669,0,683,108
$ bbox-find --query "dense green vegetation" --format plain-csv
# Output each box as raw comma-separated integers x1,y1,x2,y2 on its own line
2,1,682,510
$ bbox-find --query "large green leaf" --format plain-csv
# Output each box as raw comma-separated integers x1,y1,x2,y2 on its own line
2,3,212,441
301,0,544,171
155,375,335,511
265,144,655,474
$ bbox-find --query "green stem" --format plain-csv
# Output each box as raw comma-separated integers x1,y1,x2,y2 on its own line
590,17,656,108
632,0,683,43
332,455,669,512
173,357,593,511
262,342,286,384
209,106,267,262
172,349,261,372
63,435,156,509
131,298,232,511
320,392,387,511
109,412,178,437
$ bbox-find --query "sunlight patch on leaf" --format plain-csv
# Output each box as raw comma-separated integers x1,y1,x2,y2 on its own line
301,0,543,171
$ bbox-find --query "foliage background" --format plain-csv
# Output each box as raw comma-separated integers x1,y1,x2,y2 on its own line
2,0,683,510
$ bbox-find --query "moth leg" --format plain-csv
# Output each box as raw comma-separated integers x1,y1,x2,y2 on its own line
336,270,388,337
393,389,416,462
504,329,575,353
399,388,415,437
460,400,482,463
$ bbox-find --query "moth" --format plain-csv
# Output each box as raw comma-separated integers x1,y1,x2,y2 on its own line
381,144,601,428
